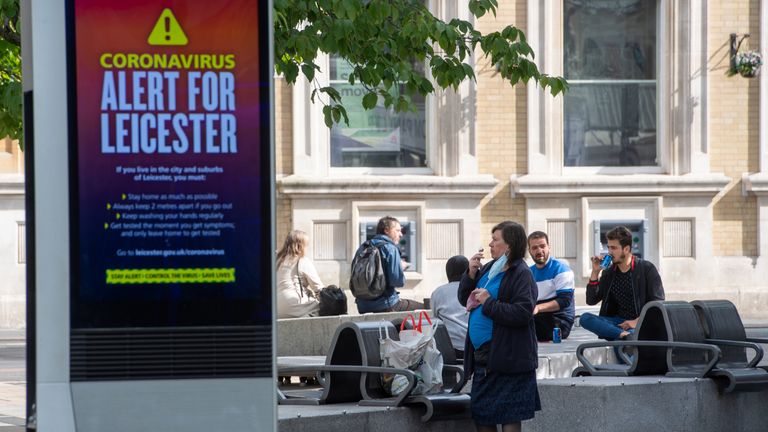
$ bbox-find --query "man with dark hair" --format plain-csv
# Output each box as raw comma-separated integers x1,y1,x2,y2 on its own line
580,226,665,340
354,216,424,313
527,231,575,342
376,216,400,237
430,255,470,357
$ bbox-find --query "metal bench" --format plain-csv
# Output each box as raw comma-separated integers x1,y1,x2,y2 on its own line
278,320,471,421
692,300,768,393
574,300,768,394
572,301,722,378
278,321,416,406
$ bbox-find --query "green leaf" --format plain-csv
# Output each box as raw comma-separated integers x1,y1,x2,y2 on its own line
301,63,316,82
295,35,308,55
320,86,342,103
342,0,358,20
322,105,333,127
338,105,349,125
362,92,378,110
283,61,299,84
332,0,346,18
462,63,475,80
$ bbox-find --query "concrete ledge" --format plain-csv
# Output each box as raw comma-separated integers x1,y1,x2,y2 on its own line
277,337,616,381
530,377,768,431
744,172,768,195
278,377,768,432
511,173,731,198
277,174,498,197
279,402,474,432
277,311,431,356
277,310,613,379
277,306,602,358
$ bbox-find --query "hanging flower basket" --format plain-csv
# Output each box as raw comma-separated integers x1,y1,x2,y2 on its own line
730,50,763,78
739,68,759,78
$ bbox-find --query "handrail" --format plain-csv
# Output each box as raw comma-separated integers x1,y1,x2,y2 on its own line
442,364,465,393
575,340,722,377
704,338,764,368
279,364,417,407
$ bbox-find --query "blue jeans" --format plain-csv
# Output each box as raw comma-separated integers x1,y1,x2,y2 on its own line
579,313,634,341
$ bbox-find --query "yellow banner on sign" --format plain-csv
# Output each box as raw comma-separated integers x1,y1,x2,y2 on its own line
106,268,235,284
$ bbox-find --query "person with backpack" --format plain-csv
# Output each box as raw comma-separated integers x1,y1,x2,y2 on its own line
351,216,424,313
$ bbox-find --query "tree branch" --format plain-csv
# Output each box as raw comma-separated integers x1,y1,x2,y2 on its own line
0,24,20,46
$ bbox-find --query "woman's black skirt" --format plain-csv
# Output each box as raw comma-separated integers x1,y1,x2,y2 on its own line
470,367,541,426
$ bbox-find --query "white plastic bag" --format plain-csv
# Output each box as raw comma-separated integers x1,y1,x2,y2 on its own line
379,312,443,395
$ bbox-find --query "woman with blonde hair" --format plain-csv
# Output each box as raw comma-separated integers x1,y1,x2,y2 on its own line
276,230,324,318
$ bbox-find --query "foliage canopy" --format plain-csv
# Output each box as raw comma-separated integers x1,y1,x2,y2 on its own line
0,0,567,143
0,0,21,146
274,0,567,127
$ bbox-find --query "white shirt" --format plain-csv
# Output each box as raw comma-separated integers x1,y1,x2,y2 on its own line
276,257,323,319
430,281,469,351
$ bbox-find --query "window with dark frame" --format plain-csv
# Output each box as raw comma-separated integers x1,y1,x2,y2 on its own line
563,0,658,167
328,56,427,168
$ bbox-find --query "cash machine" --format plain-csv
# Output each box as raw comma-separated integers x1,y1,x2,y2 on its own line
593,219,648,259
360,221,418,271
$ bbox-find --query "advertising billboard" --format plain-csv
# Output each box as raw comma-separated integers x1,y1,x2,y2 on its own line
68,0,272,329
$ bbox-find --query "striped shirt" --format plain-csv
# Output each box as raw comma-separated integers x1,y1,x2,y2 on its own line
530,257,575,326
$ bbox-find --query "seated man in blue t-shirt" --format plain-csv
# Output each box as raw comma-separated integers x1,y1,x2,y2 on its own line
527,231,575,341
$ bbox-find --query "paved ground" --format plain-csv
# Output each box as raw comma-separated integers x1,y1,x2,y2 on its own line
0,330,25,431
1,322,766,431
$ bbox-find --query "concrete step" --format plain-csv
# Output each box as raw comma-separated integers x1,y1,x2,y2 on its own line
278,377,768,432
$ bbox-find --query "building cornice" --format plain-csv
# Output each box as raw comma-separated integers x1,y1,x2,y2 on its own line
743,172,768,196
0,174,25,196
511,173,731,198
277,174,498,197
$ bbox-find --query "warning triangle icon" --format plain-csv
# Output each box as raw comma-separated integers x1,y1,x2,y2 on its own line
147,9,188,46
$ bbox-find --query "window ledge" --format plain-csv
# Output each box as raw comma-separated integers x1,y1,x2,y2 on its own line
511,173,731,198
0,174,25,195
394,271,424,291
278,174,498,197
743,172,768,196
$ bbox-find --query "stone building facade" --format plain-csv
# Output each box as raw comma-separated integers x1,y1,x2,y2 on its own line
276,0,768,318
0,138,25,328
4,1,765,326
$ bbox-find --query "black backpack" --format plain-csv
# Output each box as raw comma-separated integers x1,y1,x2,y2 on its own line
349,241,387,300
318,285,347,316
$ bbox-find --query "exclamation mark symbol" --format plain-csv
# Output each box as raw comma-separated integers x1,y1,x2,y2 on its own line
148,9,188,46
